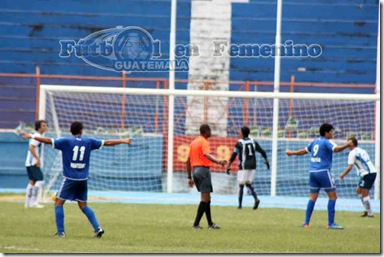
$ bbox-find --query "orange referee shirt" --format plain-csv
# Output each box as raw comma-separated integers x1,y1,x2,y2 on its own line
188,135,211,168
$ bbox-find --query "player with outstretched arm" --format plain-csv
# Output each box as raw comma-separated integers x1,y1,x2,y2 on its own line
23,121,132,238
286,123,352,229
339,137,377,217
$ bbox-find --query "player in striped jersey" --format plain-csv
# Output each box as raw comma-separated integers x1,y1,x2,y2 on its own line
24,120,47,208
23,121,132,238
339,137,377,217
286,123,353,229
226,126,270,210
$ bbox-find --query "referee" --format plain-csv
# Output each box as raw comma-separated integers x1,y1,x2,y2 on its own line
186,124,227,229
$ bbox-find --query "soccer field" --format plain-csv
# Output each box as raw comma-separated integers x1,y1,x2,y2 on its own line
0,201,380,253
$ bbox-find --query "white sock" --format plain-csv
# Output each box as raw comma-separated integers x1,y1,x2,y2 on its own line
363,196,372,216
31,185,38,205
358,194,365,211
25,184,33,207
35,181,44,203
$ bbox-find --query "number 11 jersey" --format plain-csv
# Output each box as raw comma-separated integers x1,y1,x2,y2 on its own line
52,136,104,180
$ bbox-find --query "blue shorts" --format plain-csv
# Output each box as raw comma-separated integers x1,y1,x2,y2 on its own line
358,173,377,190
57,178,88,202
309,170,335,193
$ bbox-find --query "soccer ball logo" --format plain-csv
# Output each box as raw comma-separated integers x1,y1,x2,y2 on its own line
115,28,153,61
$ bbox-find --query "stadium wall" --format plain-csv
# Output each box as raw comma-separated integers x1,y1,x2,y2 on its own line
0,0,378,129
231,0,378,85
0,0,378,84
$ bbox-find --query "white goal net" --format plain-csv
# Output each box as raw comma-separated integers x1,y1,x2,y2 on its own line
39,85,380,200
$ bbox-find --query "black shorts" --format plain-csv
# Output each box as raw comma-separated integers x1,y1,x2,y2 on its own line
192,166,212,193
26,165,44,181
358,173,377,190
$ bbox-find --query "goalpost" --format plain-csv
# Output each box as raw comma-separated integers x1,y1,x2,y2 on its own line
38,84,380,200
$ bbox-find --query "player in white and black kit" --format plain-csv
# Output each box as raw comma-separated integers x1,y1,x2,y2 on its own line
25,120,47,208
339,137,377,217
226,126,270,209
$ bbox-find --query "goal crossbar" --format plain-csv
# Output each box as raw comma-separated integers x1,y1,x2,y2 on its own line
40,85,380,101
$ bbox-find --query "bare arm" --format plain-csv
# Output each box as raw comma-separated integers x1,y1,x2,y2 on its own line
186,157,192,178
186,157,194,187
286,148,308,156
23,133,52,145
334,140,353,153
205,153,227,167
103,138,132,146
339,165,353,180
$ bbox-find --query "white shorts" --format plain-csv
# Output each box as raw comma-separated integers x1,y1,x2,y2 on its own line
237,169,255,184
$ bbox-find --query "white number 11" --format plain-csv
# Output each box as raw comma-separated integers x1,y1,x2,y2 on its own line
72,146,85,161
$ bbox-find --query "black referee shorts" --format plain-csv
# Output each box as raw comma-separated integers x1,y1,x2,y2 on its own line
192,166,212,193
26,165,44,181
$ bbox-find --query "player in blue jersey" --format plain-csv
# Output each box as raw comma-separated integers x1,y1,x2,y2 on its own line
286,123,352,229
23,121,132,238
226,126,270,209
339,137,377,217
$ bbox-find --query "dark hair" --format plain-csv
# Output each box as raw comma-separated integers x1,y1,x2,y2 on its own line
199,124,211,135
319,123,334,136
35,120,47,131
70,121,83,135
348,137,358,147
241,126,250,137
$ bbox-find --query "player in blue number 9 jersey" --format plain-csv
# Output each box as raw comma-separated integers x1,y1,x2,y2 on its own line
286,123,352,230
23,121,132,238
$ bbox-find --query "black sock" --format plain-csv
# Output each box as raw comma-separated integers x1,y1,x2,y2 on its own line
193,201,207,226
239,185,244,208
246,183,258,200
206,201,213,226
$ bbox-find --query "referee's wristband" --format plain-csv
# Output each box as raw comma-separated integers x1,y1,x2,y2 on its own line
187,176,192,179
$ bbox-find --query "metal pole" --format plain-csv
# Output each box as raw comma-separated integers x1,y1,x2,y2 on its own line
374,1,381,200
271,0,282,197
121,71,126,129
167,0,177,193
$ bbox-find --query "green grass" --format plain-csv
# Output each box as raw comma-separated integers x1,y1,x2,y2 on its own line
0,202,380,253
0,192,23,196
